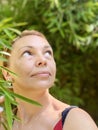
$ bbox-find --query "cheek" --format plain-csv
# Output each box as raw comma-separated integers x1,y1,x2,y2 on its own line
10,58,33,76
51,60,56,76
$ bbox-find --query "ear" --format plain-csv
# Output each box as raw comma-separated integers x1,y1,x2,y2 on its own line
2,68,12,81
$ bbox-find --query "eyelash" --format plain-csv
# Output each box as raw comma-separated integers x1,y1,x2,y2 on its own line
22,50,53,57
45,50,54,57
22,50,32,56
45,50,52,55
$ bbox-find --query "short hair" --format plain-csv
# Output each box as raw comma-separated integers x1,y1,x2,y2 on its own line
1,30,47,67
12,30,46,45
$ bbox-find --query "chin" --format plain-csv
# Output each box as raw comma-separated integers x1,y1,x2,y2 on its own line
31,81,53,89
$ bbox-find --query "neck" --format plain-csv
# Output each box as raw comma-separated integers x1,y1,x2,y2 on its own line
13,88,52,122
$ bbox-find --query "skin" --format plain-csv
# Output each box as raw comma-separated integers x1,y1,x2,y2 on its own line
0,34,98,130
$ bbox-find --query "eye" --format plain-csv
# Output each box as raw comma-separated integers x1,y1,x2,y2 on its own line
22,51,32,57
44,50,52,57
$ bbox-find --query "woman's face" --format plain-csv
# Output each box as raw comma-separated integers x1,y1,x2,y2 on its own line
8,35,56,91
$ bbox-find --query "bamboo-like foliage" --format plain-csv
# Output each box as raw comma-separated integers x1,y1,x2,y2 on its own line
0,18,41,130
0,0,98,126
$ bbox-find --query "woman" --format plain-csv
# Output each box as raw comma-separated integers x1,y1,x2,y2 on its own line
0,30,97,130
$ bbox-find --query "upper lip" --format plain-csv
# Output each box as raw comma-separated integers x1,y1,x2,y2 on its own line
31,71,51,76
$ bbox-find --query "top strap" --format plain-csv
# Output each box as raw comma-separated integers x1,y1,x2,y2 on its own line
62,106,77,126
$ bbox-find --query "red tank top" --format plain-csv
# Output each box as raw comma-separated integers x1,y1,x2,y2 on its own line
54,106,76,130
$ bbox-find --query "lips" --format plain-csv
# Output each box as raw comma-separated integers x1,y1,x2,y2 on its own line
31,71,51,77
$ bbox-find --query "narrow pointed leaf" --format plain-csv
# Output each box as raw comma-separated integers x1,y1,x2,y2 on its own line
10,91,42,106
5,96,13,130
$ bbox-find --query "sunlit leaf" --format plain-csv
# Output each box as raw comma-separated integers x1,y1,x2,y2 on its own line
10,91,42,106
0,66,18,77
5,96,13,130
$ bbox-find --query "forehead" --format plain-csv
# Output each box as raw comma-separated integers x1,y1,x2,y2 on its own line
12,35,51,50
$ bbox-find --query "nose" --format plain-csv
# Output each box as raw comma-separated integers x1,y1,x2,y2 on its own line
35,55,47,67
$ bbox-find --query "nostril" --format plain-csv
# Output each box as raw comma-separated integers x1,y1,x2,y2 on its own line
38,62,42,66
36,60,47,67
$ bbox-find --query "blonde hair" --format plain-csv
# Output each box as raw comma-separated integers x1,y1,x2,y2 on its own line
12,30,46,45
2,30,47,67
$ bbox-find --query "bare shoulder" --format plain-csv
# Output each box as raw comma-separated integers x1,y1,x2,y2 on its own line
63,107,98,130
51,95,70,110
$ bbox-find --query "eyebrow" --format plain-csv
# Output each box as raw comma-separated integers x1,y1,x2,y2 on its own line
44,45,52,49
18,45,51,52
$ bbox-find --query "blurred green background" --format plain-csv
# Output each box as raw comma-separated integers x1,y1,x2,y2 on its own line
0,0,98,125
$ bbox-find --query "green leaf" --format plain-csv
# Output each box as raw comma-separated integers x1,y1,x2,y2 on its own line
0,39,12,49
0,85,17,105
0,51,11,56
10,91,42,106
0,57,7,62
3,29,13,39
0,66,18,77
5,96,13,130
0,18,12,28
7,28,21,35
